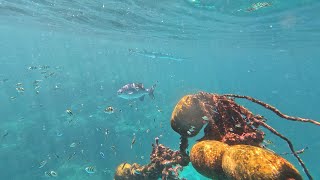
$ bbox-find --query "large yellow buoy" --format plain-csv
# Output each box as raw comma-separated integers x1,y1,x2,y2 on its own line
222,145,302,180
171,95,207,137
190,140,229,179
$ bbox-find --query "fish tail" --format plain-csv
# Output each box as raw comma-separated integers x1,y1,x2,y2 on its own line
148,84,156,99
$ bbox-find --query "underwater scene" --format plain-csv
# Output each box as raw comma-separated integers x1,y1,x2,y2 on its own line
0,0,319,180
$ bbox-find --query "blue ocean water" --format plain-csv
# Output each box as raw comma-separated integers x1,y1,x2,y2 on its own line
0,0,319,179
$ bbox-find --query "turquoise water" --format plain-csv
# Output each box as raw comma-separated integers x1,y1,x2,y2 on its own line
0,0,319,179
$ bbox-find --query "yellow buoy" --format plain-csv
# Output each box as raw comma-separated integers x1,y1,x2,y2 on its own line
222,145,302,180
190,140,229,179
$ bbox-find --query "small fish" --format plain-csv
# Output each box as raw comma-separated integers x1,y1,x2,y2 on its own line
85,166,96,174
39,160,47,168
281,147,308,155
70,142,78,148
133,170,141,175
28,66,38,70
2,131,8,139
131,135,136,149
45,72,55,78
67,152,76,161
129,49,186,62
66,109,73,116
105,129,110,136
45,170,58,177
117,83,156,101
0,78,9,83
39,65,50,70
202,116,209,121
104,106,114,114
247,2,272,12
56,131,63,137
263,140,273,145
16,87,25,93
99,152,105,158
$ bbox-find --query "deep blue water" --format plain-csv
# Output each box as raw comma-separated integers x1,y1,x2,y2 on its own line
0,0,319,180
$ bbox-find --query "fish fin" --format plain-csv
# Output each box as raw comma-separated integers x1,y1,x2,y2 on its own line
148,84,156,99
139,95,145,101
128,91,133,95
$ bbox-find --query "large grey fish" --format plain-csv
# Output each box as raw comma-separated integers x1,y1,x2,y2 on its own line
117,83,156,101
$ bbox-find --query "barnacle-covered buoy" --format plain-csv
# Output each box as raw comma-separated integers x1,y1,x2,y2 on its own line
190,140,229,179
222,145,302,180
171,95,206,137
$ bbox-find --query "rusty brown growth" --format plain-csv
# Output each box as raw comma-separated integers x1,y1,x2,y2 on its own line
114,137,190,180
194,92,265,146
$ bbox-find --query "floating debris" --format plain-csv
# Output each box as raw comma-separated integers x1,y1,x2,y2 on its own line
39,160,47,168
44,170,58,177
85,166,96,174
247,2,272,12
104,106,114,114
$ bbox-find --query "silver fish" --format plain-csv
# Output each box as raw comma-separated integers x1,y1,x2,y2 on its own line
129,49,186,62
39,160,47,168
117,83,156,101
